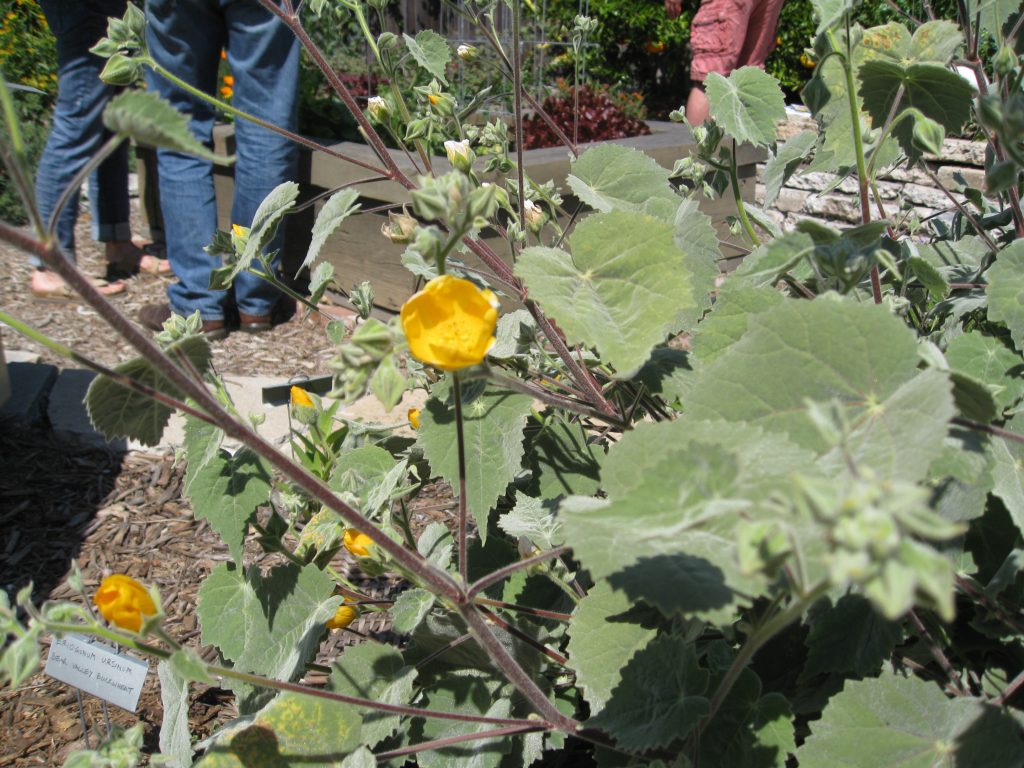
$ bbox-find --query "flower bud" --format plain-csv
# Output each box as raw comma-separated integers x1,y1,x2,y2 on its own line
522,199,545,233
367,96,390,123
382,209,418,244
290,385,318,426
94,575,157,633
377,31,398,50
444,139,476,173
344,529,376,558
408,408,421,429
995,44,1018,77
327,603,359,630
457,44,478,61
427,91,457,116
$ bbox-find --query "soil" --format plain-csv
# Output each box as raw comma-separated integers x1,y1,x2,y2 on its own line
0,202,441,765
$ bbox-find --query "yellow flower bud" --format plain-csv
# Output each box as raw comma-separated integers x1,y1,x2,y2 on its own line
400,275,498,370
94,575,157,633
327,603,359,630
231,223,249,238
290,386,314,408
408,408,421,429
344,529,375,558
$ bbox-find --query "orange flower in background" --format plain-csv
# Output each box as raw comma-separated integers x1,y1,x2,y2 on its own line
94,575,157,632
344,529,375,558
400,275,498,370
327,603,359,630
408,408,421,429
644,41,666,54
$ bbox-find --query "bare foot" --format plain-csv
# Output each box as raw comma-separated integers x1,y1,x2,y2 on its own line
31,268,126,297
105,240,172,277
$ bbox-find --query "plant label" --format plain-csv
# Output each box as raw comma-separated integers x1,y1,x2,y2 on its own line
44,634,149,712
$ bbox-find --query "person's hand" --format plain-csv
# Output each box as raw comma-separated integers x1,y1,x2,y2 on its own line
664,0,682,19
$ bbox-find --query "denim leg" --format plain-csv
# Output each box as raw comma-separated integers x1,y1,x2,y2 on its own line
146,0,227,320
224,0,299,316
34,0,129,267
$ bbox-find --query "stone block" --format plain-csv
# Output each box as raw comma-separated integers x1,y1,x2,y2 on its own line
901,182,958,210
803,193,864,223
47,369,126,451
937,165,986,191
774,187,809,214
0,362,58,425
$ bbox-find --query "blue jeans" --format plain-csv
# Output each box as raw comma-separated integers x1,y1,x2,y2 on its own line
34,0,132,267
145,0,299,321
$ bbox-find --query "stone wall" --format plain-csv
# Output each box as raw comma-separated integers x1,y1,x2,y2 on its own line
757,113,987,231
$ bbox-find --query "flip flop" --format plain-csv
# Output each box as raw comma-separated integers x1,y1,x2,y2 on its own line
31,276,127,303
138,253,173,276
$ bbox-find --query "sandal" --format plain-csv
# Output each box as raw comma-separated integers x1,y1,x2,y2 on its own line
31,275,127,303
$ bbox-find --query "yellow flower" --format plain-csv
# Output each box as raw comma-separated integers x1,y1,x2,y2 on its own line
223,75,234,86
290,386,314,408
408,407,421,429
231,223,249,238
220,85,233,99
327,603,359,630
344,529,375,558
94,575,157,632
400,275,498,370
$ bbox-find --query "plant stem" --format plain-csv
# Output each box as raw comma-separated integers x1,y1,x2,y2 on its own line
0,308,220,429
726,141,760,247
696,582,828,737
0,224,462,605
908,610,969,696
456,602,579,731
478,606,569,665
148,59,388,178
453,374,470,586
473,598,572,622
375,724,546,760
827,25,882,304
467,546,573,598
482,371,620,424
512,0,527,236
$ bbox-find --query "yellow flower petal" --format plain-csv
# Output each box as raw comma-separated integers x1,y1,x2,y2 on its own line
408,408,421,429
290,386,314,408
400,275,498,370
344,529,375,558
327,604,359,630
94,575,157,633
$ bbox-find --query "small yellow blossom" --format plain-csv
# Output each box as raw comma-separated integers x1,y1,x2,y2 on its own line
94,575,157,633
400,275,498,370
408,408,421,429
344,529,375,558
231,223,248,238
223,75,234,86
327,603,359,630
220,85,233,99
290,386,314,408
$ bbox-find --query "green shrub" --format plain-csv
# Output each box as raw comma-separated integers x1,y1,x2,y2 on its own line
0,0,55,224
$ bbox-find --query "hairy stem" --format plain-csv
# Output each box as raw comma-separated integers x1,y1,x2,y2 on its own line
726,142,760,246
376,724,546,760
468,546,573,598
453,375,469,586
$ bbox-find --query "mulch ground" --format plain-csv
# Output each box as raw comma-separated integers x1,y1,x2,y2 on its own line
0,200,444,764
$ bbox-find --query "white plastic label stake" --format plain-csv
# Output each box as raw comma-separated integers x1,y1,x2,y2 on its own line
45,634,149,712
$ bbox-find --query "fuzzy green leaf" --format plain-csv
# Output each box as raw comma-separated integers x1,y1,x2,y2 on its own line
524,419,602,501
690,286,785,366
686,296,955,481
673,199,721,325
330,642,417,747
196,690,361,767
705,67,786,147
987,414,1024,536
104,90,230,165
329,445,400,516
967,0,1021,40
726,232,815,289
157,660,193,768
516,211,697,377
415,678,513,768
404,30,451,84
229,182,299,282
499,493,563,550
391,588,436,634
183,417,271,564
301,189,360,272
796,672,1024,767
801,595,903,680
588,634,710,751
858,60,975,161
811,0,854,33
986,240,1024,352
417,381,532,543
762,132,818,208
699,669,794,768
946,333,1024,413
86,335,212,447
197,562,339,683
567,145,678,216
566,581,658,714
